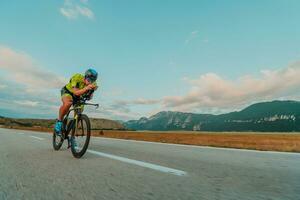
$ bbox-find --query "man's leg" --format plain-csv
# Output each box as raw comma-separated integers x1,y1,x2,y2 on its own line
55,95,72,135
59,96,73,121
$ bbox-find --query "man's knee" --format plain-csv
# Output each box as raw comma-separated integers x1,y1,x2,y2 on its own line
64,101,72,107
62,98,72,107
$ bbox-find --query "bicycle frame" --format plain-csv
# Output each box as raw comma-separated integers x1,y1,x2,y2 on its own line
63,100,99,137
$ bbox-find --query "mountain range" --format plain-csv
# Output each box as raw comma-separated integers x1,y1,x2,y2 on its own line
124,100,300,132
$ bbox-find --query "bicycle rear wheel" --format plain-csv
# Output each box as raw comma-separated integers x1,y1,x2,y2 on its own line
53,130,64,151
70,114,91,158
53,118,72,151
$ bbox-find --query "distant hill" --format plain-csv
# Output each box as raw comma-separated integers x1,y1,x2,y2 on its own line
0,117,125,130
124,100,300,132
90,118,125,130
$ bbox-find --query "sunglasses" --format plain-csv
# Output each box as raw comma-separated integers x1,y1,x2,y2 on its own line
86,77,96,83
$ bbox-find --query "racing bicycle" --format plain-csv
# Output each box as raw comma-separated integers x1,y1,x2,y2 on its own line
53,91,99,158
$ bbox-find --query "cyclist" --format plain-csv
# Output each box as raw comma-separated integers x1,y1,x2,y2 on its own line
54,68,98,136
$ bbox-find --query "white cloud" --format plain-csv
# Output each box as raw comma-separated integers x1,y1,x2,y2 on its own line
185,31,210,45
114,61,300,118
185,30,199,45
0,84,7,90
132,98,161,105
101,88,124,97
14,100,39,107
60,0,94,20
0,45,67,118
98,108,138,121
96,98,161,120
0,46,67,90
111,98,160,109
80,0,89,4
87,104,140,121
162,62,300,112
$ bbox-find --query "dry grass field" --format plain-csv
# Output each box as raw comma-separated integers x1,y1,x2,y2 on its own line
93,130,300,152
3,125,300,153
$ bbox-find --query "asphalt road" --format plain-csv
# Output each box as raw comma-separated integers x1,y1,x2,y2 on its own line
0,128,300,200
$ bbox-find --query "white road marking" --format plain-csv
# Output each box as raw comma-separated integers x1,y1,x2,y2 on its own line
87,149,187,176
29,136,45,140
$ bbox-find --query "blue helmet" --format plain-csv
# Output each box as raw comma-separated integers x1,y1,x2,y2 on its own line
85,68,98,82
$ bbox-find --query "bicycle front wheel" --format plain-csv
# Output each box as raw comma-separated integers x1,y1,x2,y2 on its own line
70,114,91,158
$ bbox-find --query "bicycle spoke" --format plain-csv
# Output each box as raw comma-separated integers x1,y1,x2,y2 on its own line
80,119,85,136
73,118,88,152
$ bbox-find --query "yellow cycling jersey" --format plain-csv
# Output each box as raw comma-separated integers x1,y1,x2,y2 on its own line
65,73,97,93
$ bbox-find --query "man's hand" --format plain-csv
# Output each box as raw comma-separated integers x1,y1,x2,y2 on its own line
86,84,96,90
73,84,97,97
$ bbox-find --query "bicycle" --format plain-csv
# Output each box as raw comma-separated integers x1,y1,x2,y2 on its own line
53,91,99,158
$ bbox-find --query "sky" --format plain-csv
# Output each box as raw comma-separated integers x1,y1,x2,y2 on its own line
1,0,300,121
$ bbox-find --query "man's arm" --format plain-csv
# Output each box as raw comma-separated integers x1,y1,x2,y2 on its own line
72,87,89,96
72,84,96,96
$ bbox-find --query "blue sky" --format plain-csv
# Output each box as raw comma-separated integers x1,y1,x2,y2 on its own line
1,0,300,120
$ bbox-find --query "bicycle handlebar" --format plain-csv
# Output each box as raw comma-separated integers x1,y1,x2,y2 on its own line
84,102,99,109
73,98,99,108
71,89,99,109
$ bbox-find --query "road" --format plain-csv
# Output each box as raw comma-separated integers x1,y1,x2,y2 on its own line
0,128,300,200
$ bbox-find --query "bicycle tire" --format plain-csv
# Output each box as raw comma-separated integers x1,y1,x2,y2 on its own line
70,114,91,158
52,130,64,150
